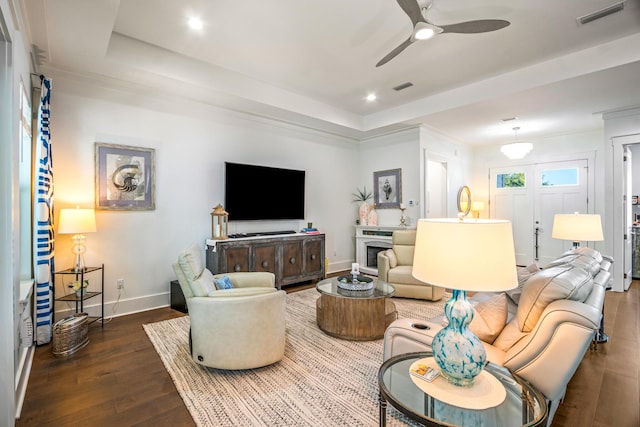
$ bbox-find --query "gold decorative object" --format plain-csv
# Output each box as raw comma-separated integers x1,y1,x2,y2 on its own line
210,204,229,240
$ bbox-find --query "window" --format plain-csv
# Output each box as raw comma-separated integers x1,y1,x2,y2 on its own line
496,172,525,188
541,168,579,187
19,81,32,279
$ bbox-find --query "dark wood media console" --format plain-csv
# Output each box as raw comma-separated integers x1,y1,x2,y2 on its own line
206,233,325,288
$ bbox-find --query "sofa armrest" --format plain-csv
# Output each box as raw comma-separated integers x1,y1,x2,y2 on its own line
383,318,443,360
502,299,600,401
214,272,276,288
377,251,391,282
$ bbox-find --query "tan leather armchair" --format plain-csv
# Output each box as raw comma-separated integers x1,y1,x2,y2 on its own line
377,230,445,301
173,243,286,370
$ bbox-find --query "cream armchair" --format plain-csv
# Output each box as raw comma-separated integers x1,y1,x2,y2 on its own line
173,243,286,370
377,230,445,301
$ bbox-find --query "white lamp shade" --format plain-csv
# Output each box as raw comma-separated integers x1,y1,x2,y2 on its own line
552,213,603,242
58,208,97,234
412,218,517,292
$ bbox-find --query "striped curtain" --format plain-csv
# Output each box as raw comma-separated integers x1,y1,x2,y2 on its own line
33,77,55,345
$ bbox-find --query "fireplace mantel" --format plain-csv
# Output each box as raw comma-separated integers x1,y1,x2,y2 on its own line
355,225,415,275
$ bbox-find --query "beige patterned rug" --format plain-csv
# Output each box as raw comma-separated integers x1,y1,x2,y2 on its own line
143,288,449,426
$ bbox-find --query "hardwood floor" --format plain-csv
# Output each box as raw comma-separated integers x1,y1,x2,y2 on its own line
16,281,639,426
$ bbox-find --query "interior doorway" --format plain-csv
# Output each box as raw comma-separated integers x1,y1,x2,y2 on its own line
425,156,448,218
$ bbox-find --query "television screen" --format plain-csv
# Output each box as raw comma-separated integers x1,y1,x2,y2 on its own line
224,162,306,221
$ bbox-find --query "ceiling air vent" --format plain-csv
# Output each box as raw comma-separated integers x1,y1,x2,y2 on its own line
392,82,414,91
577,1,625,26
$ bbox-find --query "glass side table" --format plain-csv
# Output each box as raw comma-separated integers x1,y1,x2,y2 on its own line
378,352,547,427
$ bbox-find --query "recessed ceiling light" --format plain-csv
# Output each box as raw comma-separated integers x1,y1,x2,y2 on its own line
366,93,377,102
188,17,203,30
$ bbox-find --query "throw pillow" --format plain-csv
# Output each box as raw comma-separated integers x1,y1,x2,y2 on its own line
385,249,398,268
190,268,216,297
215,275,234,290
469,293,508,344
507,263,540,304
440,293,508,344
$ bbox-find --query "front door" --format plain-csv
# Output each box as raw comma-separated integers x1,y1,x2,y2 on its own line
490,159,589,266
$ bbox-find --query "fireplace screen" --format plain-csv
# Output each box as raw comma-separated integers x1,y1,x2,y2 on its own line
367,245,388,268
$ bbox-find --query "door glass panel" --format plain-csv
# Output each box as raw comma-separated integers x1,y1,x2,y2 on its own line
496,172,525,188
541,168,578,187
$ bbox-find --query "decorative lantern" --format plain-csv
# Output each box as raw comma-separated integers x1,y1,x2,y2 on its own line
210,204,229,240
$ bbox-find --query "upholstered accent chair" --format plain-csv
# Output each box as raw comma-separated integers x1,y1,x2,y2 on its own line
377,230,445,301
173,243,286,370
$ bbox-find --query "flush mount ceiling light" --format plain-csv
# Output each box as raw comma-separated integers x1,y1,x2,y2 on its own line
188,17,203,30
500,127,533,160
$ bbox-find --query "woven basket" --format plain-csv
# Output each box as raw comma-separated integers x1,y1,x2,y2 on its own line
52,313,89,357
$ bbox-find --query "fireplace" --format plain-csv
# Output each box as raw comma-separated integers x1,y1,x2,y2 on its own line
367,244,389,270
355,225,412,275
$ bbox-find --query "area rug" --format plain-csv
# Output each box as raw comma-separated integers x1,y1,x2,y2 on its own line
143,288,449,426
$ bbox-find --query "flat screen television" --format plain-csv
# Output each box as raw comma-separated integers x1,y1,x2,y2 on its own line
224,162,306,221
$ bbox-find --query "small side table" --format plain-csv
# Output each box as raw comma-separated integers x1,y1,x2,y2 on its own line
54,264,104,327
378,352,547,427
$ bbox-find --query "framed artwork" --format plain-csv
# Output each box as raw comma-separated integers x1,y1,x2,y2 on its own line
373,168,402,209
95,142,155,210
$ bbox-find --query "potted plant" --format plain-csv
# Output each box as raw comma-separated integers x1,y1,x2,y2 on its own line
352,187,373,225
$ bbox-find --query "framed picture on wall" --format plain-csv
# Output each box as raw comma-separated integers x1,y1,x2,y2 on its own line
95,142,155,210
373,168,402,209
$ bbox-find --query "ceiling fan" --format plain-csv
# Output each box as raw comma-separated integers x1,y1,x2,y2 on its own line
376,0,510,67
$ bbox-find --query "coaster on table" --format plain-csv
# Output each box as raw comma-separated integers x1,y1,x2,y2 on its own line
409,357,507,410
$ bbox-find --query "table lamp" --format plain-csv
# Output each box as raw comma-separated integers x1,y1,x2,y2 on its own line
471,201,485,219
58,207,97,272
412,218,517,386
552,213,603,248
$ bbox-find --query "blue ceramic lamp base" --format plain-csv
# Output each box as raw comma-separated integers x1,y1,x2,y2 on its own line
432,289,487,387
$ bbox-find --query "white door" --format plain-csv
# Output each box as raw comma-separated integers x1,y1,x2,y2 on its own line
490,160,589,266
426,158,448,218
489,166,535,265
623,147,633,289
534,160,589,266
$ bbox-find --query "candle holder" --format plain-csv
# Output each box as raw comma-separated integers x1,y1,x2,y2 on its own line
399,207,407,227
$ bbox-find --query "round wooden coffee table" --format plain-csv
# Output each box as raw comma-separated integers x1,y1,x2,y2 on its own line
315,277,396,340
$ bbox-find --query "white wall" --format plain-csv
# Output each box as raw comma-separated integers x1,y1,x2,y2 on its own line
49,73,367,318
357,127,421,227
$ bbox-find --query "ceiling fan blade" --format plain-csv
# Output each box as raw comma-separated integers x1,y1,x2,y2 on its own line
396,0,426,26
376,37,414,67
440,19,510,34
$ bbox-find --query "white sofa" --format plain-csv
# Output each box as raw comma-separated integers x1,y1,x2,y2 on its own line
377,230,446,301
383,247,611,426
173,243,286,370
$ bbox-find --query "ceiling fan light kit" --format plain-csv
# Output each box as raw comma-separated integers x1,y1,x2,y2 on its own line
376,0,510,67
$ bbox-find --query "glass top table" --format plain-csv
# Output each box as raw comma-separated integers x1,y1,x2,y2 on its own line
378,352,547,427
316,276,396,299
315,277,396,340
